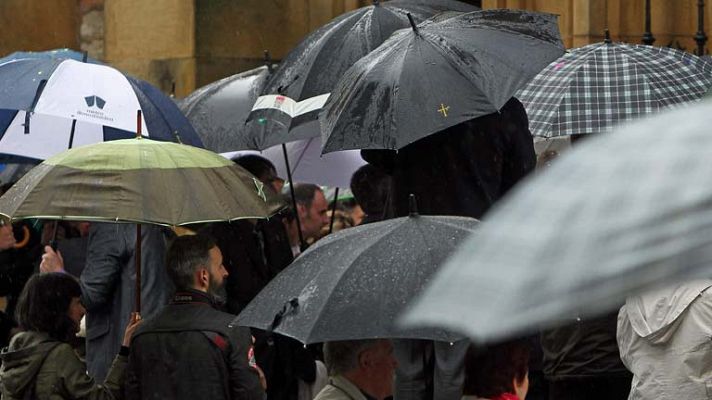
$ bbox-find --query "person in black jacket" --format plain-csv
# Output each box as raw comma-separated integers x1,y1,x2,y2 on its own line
362,97,537,400
124,234,264,400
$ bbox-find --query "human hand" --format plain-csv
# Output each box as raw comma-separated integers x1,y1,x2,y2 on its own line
122,312,142,347
0,225,16,251
40,245,65,273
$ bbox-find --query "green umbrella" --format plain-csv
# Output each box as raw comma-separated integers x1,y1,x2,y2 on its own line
0,137,283,310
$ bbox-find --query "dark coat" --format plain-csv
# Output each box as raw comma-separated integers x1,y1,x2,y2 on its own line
541,312,631,380
125,290,264,400
362,97,536,220
0,331,126,400
202,217,293,315
80,223,174,381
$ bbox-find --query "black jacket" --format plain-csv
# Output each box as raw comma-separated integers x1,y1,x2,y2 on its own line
362,97,536,219
541,312,631,380
125,290,264,400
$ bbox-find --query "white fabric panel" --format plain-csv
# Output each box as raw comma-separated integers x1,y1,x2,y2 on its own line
224,137,365,188
0,111,105,160
33,59,148,134
251,93,330,118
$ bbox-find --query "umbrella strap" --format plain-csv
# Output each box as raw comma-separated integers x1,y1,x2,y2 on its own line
268,297,299,332
24,79,48,134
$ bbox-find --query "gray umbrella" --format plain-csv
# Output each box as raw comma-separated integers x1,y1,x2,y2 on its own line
234,199,477,344
400,99,712,341
178,65,274,153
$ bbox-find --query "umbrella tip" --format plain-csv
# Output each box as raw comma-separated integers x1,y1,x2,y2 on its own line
264,50,273,73
409,194,419,217
407,13,419,34
604,29,612,44
373,0,380,5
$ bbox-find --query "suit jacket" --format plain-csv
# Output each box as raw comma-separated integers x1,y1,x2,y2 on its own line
80,223,174,381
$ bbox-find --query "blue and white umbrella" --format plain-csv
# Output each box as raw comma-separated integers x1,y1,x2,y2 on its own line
0,58,202,162
0,48,101,65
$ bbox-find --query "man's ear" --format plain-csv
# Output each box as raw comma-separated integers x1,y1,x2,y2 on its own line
196,268,209,288
297,203,307,218
357,349,372,369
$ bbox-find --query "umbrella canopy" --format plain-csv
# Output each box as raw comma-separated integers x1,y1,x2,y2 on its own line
0,48,101,64
320,9,564,153
235,206,477,343
262,0,478,102
0,58,202,162
179,65,274,153
226,136,366,188
244,0,478,151
517,38,712,138
399,99,712,341
0,138,281,226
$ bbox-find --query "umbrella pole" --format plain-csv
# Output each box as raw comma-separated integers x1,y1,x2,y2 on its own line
135,224,141,313
282,143,306,250
135,110,142,313
49,221,59,251
328,188,339,234
67,119,77,149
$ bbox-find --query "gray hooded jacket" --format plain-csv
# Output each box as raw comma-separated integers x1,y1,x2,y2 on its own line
617,280,712,400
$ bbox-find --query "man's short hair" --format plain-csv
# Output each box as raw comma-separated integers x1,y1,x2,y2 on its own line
324,339,379,376
350,164,390,216
232,154,277,182
166,234,217,290
281,183,322,221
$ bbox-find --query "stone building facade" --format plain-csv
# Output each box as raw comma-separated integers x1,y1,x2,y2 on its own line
0,0,707,96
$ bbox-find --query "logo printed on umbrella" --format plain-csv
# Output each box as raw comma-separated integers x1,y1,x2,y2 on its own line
78,95,113,122
84,95,107,110
438,103,450,117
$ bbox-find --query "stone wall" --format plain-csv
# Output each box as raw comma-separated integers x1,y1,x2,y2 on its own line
0,0,709,95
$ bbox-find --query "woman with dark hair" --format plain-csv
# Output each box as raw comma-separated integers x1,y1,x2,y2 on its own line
0,273,141,399
462,340,530,400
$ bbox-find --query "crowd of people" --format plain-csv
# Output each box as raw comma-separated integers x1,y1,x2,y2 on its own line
0,95,706,400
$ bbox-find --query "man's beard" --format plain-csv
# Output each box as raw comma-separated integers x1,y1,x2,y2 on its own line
207,273,227,306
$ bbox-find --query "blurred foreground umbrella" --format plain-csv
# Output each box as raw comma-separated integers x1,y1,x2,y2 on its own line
400,99,712,341
0,137,282,310
235,197,476,343
0,58,202,162
320,9,564,153
518,34,712,138
245,0,478,151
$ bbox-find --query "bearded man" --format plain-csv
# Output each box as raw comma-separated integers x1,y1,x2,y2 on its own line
124,234,264,400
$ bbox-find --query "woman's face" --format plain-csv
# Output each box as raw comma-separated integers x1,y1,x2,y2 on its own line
514,372,529,400
67,297,85,331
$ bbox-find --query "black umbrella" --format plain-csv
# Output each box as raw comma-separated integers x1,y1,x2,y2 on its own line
320,9,565,153
262,0,478,102
179,63,274,153
233,196,477,344
243,0,478,151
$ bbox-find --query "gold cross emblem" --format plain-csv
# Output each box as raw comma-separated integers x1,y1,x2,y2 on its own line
438,103,450,117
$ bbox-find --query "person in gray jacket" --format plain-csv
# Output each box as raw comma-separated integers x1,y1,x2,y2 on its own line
617,279,712,400
41,223,174,381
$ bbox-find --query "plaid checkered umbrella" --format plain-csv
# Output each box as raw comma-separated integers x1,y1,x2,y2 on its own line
399,99,712,341
517,39,712,138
